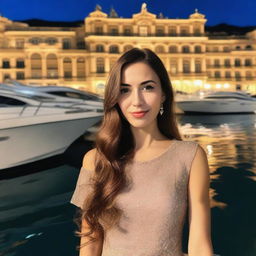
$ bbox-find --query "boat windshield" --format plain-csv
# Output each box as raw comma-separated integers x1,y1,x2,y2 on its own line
0,95,26,106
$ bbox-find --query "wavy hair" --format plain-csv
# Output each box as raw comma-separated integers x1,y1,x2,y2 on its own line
74,47,182,250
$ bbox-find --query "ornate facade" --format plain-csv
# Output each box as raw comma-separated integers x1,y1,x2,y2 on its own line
0,3,255,95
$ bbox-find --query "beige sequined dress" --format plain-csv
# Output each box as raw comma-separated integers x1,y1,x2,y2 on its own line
70,139,199,256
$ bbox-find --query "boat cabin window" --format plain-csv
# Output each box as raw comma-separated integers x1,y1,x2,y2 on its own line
0,95,26,106
48,91,99,101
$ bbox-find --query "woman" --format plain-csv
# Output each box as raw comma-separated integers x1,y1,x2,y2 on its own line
70,48,214,256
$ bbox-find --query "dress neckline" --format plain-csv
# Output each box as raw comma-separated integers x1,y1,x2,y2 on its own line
131,139,178,165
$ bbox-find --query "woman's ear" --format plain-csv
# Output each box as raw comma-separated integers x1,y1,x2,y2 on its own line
161,93,166,103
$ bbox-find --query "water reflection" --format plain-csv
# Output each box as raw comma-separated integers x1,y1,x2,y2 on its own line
0,114,256,256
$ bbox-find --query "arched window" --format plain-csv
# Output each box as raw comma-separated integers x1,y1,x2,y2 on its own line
182,46,190,53
155,45,164,53
169,46,177,53
109,45,119,53
245,45,252,50
96,44,104,52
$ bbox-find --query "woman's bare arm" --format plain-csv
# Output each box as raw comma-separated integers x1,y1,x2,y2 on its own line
79,149,104,256
188,145,214,256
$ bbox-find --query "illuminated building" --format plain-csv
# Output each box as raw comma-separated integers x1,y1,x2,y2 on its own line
0,3,255,95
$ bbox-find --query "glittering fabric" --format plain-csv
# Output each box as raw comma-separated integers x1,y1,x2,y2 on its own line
70,140,199,256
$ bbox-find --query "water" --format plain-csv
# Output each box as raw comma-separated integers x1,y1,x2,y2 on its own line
1,114,256,256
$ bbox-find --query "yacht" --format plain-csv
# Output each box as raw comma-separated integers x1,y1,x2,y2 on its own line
0,80,104,112
0,90,103,169
176,91,256,114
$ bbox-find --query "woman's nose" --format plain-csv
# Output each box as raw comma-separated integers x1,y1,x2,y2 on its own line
131,89,143,105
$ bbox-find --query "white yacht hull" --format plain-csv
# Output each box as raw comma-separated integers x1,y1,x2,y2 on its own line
0,112,102,169
176,99,256,114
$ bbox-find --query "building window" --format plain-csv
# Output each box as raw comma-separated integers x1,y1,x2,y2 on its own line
139,26,148,36
64,71,72,78
236,84,241,90
245,59,252,66
95,26,103,35
16,40,24,49
223,46,230,52
96,58,105,73
62,39,71,49
96,44,104,52
169,46,177,53
235,71,241,80
29,37,42,45
169,27,176,36
124,28,132,36
3,60,10,68
155,45,164,53
77,41,85,49
110,28,118,36
214,71,221,78
180,27,189,36
235,46,241,50
213,47,219,52
214,59,220,68
195,46,201,53
109,45,119,53
225,71,231,78
45,37,57,45
183,60,190,73
16,60,25,68
245,45,252,50
16,72,25,80
194,26,201,36
170,60,177,74
3,73,10,80
182,46,190,53
224,59,231,67
156,27,164,36
246,71,252,80
234,59,241,67
195,61,201,73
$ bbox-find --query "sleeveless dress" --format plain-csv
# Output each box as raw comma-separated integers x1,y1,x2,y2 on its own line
70,139,199,256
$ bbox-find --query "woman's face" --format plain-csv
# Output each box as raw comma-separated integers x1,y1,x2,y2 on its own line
117,61,165,128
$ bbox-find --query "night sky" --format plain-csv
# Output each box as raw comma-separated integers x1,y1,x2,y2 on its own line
0,0,255,26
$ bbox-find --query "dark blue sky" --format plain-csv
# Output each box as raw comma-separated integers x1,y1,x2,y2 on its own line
1,0,255,26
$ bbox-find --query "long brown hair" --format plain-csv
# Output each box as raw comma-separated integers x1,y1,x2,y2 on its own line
74,47,182,249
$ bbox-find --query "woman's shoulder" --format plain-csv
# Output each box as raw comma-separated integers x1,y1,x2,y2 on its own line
82,148,97,171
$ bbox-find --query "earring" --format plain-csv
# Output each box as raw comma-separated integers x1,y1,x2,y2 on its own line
159,103,164,115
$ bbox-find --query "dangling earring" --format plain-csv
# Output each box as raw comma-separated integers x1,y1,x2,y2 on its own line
159,103,164,115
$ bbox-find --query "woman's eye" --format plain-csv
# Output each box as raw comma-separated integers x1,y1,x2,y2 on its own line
120,85,154,94
143,85,154,90
120,88,129,94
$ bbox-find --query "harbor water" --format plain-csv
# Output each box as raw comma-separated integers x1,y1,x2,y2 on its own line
0,114,256,256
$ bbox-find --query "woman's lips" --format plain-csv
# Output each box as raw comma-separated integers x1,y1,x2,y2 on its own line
131,111,149,118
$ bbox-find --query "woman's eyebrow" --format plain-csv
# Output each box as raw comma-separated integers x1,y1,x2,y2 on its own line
120,80,157,87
